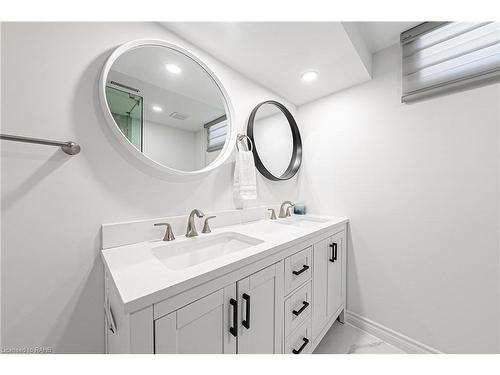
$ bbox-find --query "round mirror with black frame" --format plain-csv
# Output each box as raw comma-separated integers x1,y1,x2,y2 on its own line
247,100,302,181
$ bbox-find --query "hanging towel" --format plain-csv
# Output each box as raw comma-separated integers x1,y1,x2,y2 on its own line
234,150,257,201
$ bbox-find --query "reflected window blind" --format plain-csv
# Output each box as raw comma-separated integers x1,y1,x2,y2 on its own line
401,22,500,103
205,115,227,152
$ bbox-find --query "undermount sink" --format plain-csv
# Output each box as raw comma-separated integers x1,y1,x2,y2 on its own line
274,216,329,228
152,232,263,270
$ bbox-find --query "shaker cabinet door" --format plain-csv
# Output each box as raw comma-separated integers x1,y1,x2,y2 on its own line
154,285,237,354
327,231,344,318
312,231,344,341
237,264,280,354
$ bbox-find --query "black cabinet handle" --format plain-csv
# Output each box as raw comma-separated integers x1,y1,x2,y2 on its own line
229,298,238,337
242,293,250,329
292,301,310,316
292,264,309,276
329,243,337,262
292,337,310,354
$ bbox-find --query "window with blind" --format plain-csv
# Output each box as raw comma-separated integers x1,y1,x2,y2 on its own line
401,22,500,103
205,115,227,152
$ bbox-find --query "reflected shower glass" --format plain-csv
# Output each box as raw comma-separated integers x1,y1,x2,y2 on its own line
105,86,143,150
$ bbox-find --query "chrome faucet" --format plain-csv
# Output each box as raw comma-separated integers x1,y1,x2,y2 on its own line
279,201,295,218
186,209,205,237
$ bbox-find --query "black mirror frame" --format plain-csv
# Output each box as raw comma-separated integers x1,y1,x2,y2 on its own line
246,100,302,181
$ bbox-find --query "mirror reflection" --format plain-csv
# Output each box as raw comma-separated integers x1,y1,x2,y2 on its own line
104,45,228,171
252,103,294,177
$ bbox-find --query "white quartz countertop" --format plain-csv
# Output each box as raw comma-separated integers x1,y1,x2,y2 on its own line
101,215,348,313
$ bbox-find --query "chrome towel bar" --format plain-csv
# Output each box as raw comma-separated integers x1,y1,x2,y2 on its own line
0,133,81,155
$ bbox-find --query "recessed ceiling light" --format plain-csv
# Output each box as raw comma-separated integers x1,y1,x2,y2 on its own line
302,71,318,82
166,64,182,74
152,105,163,112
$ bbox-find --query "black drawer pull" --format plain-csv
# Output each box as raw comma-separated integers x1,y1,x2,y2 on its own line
292,264,309,276
229,298,238,337
242,293,250,329
329,243,337,262
292,337,309,354
292,301,309,316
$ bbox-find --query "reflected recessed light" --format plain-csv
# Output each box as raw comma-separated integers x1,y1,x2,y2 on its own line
302,71,318,82
152,105,163,112
166,64,182,74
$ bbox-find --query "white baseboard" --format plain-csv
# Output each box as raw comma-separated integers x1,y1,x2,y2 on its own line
346,310,442,354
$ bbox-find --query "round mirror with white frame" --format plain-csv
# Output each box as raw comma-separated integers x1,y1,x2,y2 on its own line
99,39,235,177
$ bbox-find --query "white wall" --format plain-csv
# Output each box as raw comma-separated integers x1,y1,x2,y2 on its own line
0,22,299,353
143,120,197,171
298,44,500,353
193,129,219,168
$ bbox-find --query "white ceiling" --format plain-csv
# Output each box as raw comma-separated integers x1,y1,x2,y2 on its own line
111,45,225,109
109,45,225,131
108,71,224,131
162,22,373,105
349,22,421,53
161,22,421,106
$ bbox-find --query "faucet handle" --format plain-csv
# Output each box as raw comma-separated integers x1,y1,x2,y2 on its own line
286,205,295,217
267,208,277,220
202,216,216,234
154,222,175,241
279,200,295,218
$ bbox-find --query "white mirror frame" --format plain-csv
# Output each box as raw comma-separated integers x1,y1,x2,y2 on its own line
98,39,236,179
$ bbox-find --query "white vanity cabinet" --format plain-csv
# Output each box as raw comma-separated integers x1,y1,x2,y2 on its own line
312,231,346,343
236,264,281,353
154,285,237,354
103,219,347,354
154,264,282,354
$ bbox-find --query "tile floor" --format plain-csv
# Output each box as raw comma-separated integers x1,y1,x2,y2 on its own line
313,321,406,354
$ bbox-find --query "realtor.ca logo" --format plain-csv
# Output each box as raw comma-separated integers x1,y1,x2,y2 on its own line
1,346,53,354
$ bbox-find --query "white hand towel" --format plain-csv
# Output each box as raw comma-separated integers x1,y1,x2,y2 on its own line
234,150,257,201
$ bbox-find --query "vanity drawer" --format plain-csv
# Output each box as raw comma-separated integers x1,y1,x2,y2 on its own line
284,281,312,336
284,247,312,295
285,318,312,354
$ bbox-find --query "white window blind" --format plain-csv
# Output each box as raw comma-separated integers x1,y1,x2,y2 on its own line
401,22,500,103
205,115,227,152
